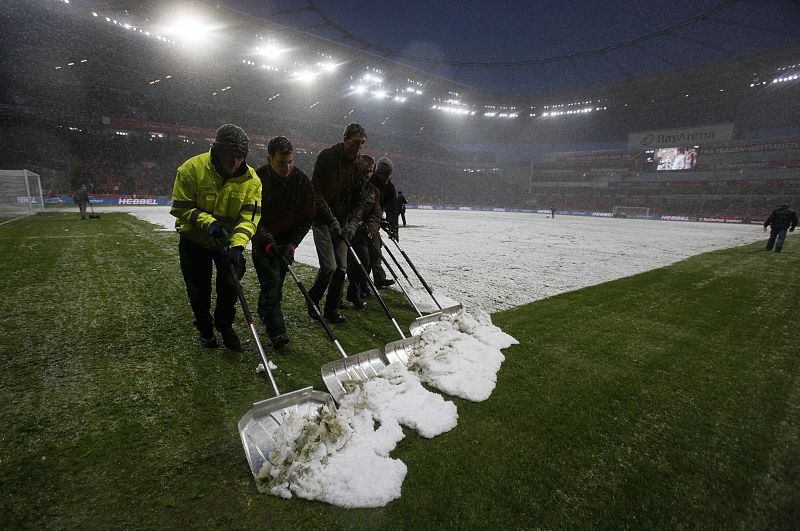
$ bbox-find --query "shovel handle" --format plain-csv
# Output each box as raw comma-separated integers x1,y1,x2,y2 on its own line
344,239,406,339
381,253,423,317
383,230,443,311
277,253,349,359
227,260,281,397
382,241,412,284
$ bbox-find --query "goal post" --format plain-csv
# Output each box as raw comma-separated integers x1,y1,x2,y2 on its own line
0,169,45,217
612,206,650,218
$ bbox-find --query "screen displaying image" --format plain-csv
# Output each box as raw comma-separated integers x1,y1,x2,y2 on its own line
644,147,698,171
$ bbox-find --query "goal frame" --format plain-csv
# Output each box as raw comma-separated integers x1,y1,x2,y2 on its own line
0,169,45,216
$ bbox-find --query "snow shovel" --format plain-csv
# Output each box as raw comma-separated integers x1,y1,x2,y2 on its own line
382,242,413,287
342,238,432,372
229,259,336,478
277,252,387,404
381,254,423,317
345,238,406,339
383,334,422,367
88,202,100,219
379,232,463,335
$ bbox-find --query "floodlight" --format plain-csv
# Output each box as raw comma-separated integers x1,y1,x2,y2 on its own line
157,11,223,47
294,70,317,83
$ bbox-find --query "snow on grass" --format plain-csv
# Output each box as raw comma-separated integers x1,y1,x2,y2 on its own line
255,359,457,507
256,401,406,508
407,307,517,401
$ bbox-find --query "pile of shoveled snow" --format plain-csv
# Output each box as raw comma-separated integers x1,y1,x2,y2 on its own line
408,307,518,401
255,306,516,508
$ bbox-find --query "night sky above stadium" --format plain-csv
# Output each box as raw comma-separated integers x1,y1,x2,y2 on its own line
223,0,800,94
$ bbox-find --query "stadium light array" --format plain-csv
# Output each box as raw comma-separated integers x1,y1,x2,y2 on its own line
293,70,318,83
484,105,518,119
772,74,799,84
156,11,222,48
256,41,286,56
431,105,476,116
317,61,338,71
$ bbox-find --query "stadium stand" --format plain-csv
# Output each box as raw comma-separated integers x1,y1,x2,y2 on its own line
2,0,799,221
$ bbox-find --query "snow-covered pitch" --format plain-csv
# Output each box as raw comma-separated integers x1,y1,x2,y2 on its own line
113,205,768,507
127,206,767,312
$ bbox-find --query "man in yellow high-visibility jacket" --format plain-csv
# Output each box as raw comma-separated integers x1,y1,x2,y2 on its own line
171,124,262,349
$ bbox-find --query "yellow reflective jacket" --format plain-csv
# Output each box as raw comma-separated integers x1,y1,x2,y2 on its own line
170,150,262,250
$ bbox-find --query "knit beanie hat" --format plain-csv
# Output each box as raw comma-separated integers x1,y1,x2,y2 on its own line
212,124,249,154
375,157,393,175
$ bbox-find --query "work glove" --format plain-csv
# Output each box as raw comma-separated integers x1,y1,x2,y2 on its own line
208,221,229,242
229,246,244,267
228,246,246,279
763,226,768,232
380,219,391,232
262,232,277,254
279,244,296,265
329,218,342,238
341,221,358,241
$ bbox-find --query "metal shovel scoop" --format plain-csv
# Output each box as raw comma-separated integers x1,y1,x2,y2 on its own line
342,238,431,371
228,260,336,478
278,252,387,404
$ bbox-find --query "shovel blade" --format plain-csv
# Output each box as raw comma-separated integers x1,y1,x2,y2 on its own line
383,335,421,366
409,303,463,335
321,349,386,403
238,386,335,478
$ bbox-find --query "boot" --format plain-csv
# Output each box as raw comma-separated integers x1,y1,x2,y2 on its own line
270,333,290,350
218,327,241,351
199,334,219,348
323,312,346,324
195,320,218,348
346,293,367,310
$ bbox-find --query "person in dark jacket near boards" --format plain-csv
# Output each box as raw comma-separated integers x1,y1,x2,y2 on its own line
251,136,317,349
763,203,798,253
345,154,381,309
397,190,408,226
370,157,398,288
307,123,367,323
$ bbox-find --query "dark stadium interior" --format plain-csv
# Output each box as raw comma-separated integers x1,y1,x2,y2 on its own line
2,0,799,221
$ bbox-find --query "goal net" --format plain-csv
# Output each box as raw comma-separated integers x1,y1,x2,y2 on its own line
612,206,650,218
0,169,45,217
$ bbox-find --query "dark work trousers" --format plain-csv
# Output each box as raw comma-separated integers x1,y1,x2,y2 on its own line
368,240,387,285
308,224,348,316
178,237,244,336
400,211,406,226
346,230,371,302
252,246,288,338
766,228,788,252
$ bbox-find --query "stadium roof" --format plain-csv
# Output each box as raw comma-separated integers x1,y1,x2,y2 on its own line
222,0,800,94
